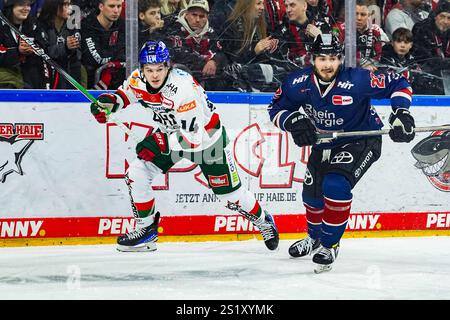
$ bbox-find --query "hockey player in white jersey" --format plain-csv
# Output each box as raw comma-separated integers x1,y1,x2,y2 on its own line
90,40,279,252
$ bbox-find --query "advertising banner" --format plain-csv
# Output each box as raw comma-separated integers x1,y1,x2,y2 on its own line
0,94,449,244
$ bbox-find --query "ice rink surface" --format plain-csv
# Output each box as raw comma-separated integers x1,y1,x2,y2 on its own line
1,236,450,300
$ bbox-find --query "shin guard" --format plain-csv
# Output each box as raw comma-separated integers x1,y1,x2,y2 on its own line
321,197,352,248
305,203,324,240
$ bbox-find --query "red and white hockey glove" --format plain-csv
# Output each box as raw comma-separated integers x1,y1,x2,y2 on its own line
90,93,120,123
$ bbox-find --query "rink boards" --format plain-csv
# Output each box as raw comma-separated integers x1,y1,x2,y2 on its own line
0,90,449,246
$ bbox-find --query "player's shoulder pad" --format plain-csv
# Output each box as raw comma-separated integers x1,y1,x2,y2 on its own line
161,68,200,100
341,66,370,84
171,67,192,79
168,68,196,87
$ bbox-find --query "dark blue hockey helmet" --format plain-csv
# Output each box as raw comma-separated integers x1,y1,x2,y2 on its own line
311,33,343,57
139,40,170,65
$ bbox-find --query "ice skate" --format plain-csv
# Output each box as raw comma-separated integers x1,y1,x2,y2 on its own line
312,243,339,273
255,211,279,251
117,212,160,252
288,235,321,258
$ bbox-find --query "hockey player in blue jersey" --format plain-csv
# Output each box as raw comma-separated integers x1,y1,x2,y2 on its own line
268,33,415,273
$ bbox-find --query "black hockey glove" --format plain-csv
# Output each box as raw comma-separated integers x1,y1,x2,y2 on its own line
388,108,415,143
284,112,317,147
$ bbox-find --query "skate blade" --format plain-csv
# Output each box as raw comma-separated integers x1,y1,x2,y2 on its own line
116,243,157,252
314,264,332,274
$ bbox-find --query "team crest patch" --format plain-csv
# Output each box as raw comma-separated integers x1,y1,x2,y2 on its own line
0,123,44,183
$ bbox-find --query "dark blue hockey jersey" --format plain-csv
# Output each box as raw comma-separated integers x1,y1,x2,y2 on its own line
268,66,413,148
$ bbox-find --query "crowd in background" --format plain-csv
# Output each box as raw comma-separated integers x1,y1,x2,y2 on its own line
1,0,450,94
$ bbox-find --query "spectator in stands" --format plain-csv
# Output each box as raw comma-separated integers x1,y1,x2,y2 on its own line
277,0,325,67
0,0,50,89
38,0,82,89
380,27,416,71
160,0,186,28
412,0,450,94
81,0,125,89
210,0,286,36
164,0,229,90
379,27,428,92
220,0,292,92
334,0,389,72
265,0,286,34
306,0,332,23
138,0,164,48
384,0,429,40
209,0,234,36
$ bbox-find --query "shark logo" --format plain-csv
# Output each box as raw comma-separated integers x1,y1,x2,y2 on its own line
411,130,450,192
0,135,35,183
0,123,43,183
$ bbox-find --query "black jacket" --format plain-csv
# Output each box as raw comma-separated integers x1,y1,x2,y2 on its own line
209,0,235,37
38,20,82,89
81,13,125,87
0,16,50,89
412,15,450,71
164,19,227,73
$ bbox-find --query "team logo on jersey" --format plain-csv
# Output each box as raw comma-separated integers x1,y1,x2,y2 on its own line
0,123,44,183
161,83,178,97
332,95,353,105
177,100,196,113
208,174,229,187
411,130,450,192
370,73,386,89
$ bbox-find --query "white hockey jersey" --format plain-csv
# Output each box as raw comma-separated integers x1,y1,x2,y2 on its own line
114,68,222,152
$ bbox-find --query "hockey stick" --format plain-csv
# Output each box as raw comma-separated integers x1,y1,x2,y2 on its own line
317,125,450,143
0,12,140,143
374,62,444,80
